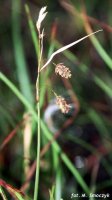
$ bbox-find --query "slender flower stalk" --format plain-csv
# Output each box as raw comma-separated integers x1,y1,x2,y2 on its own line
33,6,47,200
34,69,41,200
33,44,41,200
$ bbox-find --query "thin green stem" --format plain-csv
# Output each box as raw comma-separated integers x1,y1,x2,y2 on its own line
34,102,41,200
34,74,41,200
34,32,41,200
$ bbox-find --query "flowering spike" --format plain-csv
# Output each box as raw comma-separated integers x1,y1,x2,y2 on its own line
36,6,47,32
53,91,71,114
55,63,72,79
56,95,71,114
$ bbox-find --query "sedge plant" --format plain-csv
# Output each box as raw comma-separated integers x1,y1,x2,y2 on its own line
33,6,102,200
0,5,103,200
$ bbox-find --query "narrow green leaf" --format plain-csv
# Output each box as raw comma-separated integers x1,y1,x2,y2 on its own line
0,187,8,200
88,34,112,70
12,0,34,104
25,4,39,59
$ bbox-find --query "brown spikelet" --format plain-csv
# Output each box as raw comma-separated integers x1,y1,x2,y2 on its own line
53,92,71,113
55,63,71,79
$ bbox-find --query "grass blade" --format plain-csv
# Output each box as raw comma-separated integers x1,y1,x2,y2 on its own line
40,30,102,71
94,75,112,98
25,4,39,59
12,0,34,104
0,186,8,200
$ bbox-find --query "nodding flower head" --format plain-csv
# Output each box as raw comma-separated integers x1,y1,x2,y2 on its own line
56,95,71,113
54,63,72,79
53,91,71,114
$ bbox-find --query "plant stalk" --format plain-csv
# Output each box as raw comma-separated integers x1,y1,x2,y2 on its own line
34,79,41,200
33,38,41,200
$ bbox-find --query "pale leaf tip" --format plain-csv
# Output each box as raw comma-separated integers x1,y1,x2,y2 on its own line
97,29,103,32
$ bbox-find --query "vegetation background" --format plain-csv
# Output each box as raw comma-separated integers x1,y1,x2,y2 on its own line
0,0,112,199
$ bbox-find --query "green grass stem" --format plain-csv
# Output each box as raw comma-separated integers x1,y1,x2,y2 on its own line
33,75,41,200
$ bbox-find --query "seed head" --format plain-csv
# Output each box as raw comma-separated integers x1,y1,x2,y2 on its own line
55,63,71,79
55,94,71,114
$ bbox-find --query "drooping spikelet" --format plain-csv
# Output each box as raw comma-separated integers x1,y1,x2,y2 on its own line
55,63,71,79
54,94,71,114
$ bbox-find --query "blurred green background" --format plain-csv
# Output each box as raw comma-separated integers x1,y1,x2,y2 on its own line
0,0,112,199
